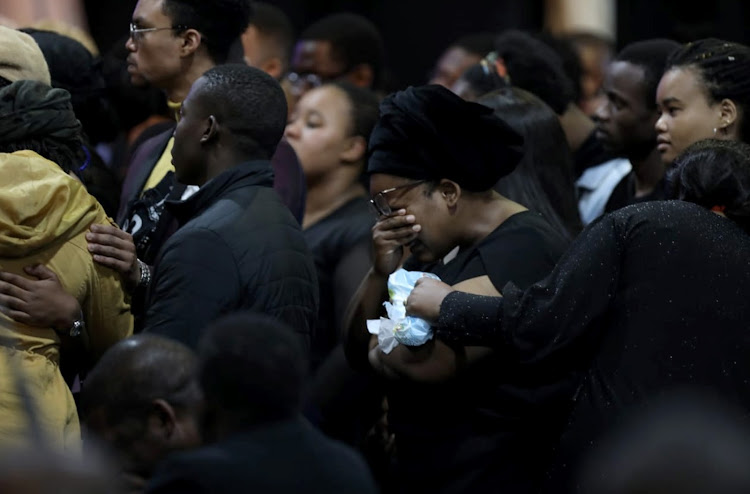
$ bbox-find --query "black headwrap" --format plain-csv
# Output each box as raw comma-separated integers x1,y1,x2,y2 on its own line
0,80,81,144
367,84,524,191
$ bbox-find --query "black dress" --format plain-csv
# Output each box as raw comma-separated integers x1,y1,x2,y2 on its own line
389,211,571,494
303,196,374,368
436,201,750,493
303,197,383,449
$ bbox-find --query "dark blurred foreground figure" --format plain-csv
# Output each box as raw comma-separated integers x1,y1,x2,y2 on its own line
579,388,750,494
146,312,378,494
80,335,202,493
0,447,115,494
405,139,750,493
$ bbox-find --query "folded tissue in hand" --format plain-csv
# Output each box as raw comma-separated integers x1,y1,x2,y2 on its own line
367,268,441,354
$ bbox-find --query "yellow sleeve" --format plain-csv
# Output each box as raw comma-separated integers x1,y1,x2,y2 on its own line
81,260,134,361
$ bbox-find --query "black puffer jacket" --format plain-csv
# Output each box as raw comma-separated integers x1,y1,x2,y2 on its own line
143,161,318,351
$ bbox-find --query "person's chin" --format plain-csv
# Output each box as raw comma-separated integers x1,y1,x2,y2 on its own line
409,241,436,263
127,68,149,87
172,164,184,183
658,149,676,165
596,133,619,154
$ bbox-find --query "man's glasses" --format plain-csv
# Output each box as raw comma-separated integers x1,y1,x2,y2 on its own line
284,72,323,97
129,22,187,42
479,51,499,77
370,180,428,217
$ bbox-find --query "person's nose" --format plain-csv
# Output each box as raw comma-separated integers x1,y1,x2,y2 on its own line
655,113,667,133
284,121,300,140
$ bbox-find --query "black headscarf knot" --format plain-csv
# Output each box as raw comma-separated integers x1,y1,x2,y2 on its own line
367,84,524,191
0,80,81,145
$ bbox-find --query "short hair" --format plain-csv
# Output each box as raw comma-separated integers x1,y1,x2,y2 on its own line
452,32,497,58
494,29,575,114
162,0,253,64
299,13,386,89
197,64,287,158
665,38,750,143
198,312,307,424
250,2,294,70
615,38,681,109
668,138,750,234
80,335,200,433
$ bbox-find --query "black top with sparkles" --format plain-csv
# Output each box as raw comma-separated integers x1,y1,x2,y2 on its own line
437,200,750,492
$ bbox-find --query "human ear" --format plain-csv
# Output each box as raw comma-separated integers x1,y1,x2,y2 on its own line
261,57,284,80
718,98,739,137
339,135,367,164
437,179,461,208
494,57,508,79
201,115,219,144
346,64,374,88
147,399,178,440
180,29,202,57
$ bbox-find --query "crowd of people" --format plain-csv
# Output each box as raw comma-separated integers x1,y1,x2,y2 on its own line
0,1,750,493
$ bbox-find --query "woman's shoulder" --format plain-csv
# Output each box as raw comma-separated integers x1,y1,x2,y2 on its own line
485,210,570,253
305,196,374,253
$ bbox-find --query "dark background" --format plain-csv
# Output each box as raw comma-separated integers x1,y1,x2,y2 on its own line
84,0,750,89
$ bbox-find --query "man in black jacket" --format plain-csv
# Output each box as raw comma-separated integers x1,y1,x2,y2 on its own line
146,312,377,494
143,64,318,351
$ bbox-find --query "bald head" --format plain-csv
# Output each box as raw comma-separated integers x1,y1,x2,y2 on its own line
81,335,198,421
80,335,202,476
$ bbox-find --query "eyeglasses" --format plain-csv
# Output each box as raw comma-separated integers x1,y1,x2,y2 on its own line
129,22,187,42
284,72,323,97
370,180,428,217
479,53,496,77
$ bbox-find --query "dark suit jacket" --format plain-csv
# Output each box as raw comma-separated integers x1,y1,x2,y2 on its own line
145,418,379,494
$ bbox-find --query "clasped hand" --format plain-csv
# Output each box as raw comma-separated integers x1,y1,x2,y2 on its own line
404,277,454,325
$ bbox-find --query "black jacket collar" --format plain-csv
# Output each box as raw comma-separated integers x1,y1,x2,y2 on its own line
166,160,274,225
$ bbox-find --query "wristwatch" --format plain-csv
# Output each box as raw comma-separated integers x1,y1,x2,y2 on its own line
68,316,85,338
58,311,85,338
